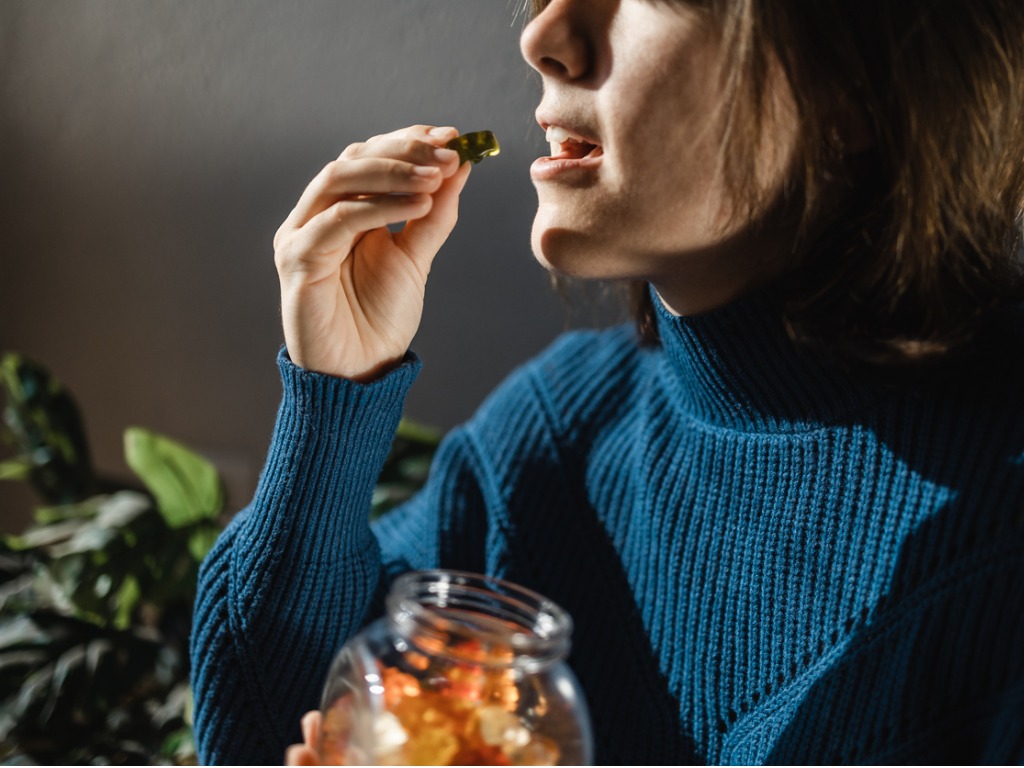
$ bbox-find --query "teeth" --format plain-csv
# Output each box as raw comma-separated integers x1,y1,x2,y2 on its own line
545,125,571,144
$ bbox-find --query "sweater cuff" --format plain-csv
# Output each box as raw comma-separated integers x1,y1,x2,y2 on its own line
275,346,422,429
244,347,423,554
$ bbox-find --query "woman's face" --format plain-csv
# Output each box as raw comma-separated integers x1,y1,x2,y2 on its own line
521,0,799,314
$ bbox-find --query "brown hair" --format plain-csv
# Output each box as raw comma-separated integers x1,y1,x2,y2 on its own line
527,0,1024,367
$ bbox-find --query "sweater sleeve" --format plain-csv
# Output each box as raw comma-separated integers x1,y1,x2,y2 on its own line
189,334,589,765
190,349,430,765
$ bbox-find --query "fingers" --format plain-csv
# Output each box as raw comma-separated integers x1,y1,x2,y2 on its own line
340,132,460,166
276,193,434,279
286,126,461,230
354,124,458,156
301,710,322,749
283,711,322,766
274,124,472,284
320,157,444,199
285,744,319,766
395,161,473,264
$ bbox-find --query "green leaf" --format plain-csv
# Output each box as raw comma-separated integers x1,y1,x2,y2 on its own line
0,616,48,651
113,575,140,631
396,454,433,482
187,526,219,562
0,573,35,615
32,558,83,617
45,644,88,720
13,662,55,721
34,496,105,524
0,352,97,503
152,682,191,729
395,417,443,445
0,649,48,687
123,427,224,528
3,519,88,551
0,458,31,481
84,638,113,678
47,521,117,559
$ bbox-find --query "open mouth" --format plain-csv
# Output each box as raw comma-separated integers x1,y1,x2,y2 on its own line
545,125,604,160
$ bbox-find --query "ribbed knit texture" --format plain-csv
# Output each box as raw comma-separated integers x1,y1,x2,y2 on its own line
191,288,1024,765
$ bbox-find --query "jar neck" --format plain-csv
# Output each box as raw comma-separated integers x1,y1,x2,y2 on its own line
386,570,573,669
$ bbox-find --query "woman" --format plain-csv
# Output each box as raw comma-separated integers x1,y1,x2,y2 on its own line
192,0,1024,763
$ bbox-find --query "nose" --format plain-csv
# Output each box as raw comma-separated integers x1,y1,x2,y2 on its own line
520,0,593,82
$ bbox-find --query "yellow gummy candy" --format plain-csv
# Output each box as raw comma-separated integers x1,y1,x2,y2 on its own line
446,130,501,165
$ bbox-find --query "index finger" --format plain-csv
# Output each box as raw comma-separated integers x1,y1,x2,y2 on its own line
285,743,319,766
357,124,459,154
283,126,460,230
301,710,321,749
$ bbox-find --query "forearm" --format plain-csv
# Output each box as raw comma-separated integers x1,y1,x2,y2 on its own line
191,348,421,764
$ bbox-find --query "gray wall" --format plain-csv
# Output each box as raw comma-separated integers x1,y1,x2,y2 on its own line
0,1,620,530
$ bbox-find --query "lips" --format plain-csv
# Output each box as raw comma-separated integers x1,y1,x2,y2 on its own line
532,119,604,182
545,124,603,160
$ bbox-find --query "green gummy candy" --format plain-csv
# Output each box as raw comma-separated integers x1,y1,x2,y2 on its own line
446,130,501,165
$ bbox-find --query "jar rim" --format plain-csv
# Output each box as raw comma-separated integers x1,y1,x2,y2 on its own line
386,570,573,666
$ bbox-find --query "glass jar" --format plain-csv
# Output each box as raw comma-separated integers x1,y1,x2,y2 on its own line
318,570,593,765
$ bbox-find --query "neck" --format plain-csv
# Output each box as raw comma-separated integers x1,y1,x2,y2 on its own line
650,214,799,317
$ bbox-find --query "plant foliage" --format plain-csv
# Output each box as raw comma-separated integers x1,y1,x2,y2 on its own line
0,352,440,764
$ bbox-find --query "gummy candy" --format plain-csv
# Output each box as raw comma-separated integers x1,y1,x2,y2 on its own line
320,636,561,765
446,131,501,165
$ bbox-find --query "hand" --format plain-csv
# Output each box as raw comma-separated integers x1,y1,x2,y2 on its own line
285,710,322,766
273,125,472,380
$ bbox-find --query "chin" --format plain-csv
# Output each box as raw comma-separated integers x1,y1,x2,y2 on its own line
530,217,644,282
531,223,587,276
531,207,591,274
529,223,557,273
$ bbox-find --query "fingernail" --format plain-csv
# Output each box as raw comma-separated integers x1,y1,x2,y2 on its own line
433,147,459,162
429,126,457,137
412,165,440,176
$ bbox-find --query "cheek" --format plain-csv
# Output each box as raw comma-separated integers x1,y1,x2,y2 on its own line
609,78,738,246
609,42,732,194
615,144,726,227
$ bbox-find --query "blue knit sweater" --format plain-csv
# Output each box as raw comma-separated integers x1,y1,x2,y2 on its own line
191,287,1024,764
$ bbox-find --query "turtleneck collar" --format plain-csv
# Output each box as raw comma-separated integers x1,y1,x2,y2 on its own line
650,284,879,431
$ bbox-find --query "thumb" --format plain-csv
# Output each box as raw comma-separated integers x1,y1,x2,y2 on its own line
285,744,320,765
395,161,472,264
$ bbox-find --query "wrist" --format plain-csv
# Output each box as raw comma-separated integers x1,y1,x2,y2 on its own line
283,344,412,384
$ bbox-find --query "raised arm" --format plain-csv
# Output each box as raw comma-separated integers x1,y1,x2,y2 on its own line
190,125,472,764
